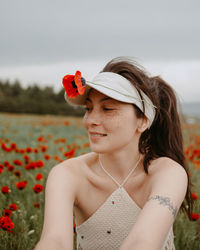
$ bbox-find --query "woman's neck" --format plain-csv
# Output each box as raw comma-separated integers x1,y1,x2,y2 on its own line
98,145,142,181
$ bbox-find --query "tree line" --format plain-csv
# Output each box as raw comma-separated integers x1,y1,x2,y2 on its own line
0,79,85,116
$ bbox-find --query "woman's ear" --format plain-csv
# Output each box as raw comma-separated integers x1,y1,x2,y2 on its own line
137,116,149,133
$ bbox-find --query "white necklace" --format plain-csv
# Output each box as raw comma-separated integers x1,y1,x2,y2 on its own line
98,155,141,188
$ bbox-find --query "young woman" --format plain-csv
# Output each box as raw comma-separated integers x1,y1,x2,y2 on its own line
35,57,193,250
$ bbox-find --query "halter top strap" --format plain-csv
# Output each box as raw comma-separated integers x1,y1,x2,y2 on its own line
99,155,141,188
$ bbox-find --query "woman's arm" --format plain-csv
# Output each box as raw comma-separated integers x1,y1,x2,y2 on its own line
119,159,188,250
34,236,67,250
34,160,79,250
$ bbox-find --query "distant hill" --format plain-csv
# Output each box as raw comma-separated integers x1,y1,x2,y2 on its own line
180,102,200,116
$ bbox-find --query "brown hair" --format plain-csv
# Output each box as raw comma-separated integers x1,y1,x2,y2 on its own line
101,56,194,220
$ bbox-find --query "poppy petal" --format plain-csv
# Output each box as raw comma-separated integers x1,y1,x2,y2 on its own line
75,71,85,95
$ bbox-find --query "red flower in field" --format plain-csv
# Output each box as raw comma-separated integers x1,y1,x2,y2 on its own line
0,164,4,174
9,204,18,211
13,159,22,166
193,149,200,158
19,149,25,154
1,186,11,194
1,143,9,152
4,161,10,167
64,148,75,159
35,173,43,180
34,202,40,208
34,148,39,153
195,135,200,145
26,161,37,170
24,155,30,163
44,154,50,160
36,160,44,168
8,165,15,172
62,71,86,98
65,121,70,126
26,147,33,153
33,184,43,193
83,142,90,148
41,145,47,152
192,192,198,200
190,212,200,221
13,170,21,177
0,216,14,232
73,220,76,234
3,209,12,217
10,143,17,149
37,136,43,142
15,180,28,190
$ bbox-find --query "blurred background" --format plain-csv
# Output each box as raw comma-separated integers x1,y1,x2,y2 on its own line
0,0,200,116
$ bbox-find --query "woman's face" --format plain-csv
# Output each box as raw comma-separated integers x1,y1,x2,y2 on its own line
83,89,144,154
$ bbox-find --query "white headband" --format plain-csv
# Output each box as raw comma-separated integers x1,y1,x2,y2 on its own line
65,72,156,127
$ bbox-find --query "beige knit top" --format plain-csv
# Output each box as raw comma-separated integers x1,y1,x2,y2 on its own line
75,159,176,250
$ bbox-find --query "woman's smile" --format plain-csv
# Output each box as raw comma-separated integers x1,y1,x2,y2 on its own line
88,131,107,142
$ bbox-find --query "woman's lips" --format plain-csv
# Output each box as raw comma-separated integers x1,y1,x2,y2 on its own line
89,132,107,138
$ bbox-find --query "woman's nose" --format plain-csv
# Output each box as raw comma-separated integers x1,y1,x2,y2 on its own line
85,109,101,126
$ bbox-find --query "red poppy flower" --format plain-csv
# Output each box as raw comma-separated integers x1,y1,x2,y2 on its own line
36,160,44,168
33,184,43,193
24,155,30,163
41,145,47,152
9,204,18,211
192,192,198,200
1,143,10,152
1,186,11,194
44,154,50,160
34,148,39,153
73,220,76,234
35,173,43,180
64,148,75,159
33,202,40,208
4,161,10,167
14,170,21,177
62,71,86,98
0,216,14,232
10,143,17,149
8,165,15,172
25,161,37,170
26,147,33,153
3,209,12,217
0,164,4,174
37,136,43,142
64,121,70,126
15,180,28,190
13,159,22,166
190,212,199,221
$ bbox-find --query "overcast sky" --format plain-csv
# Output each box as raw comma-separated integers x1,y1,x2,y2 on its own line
0,0,200,102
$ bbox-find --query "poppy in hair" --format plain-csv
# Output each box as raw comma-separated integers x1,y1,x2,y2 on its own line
62,71,86,98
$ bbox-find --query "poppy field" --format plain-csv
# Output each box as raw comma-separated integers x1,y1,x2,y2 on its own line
0,113,200,250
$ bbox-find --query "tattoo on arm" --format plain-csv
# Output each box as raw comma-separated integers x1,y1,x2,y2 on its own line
147,195,178,219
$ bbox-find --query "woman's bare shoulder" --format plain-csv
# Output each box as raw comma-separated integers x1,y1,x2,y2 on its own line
56,152,97,174
50,152,98,189
150,156,187,174
148,156,188,189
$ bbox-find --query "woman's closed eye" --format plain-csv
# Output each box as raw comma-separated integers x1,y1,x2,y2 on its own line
85,107,92,111
103,107,115,111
